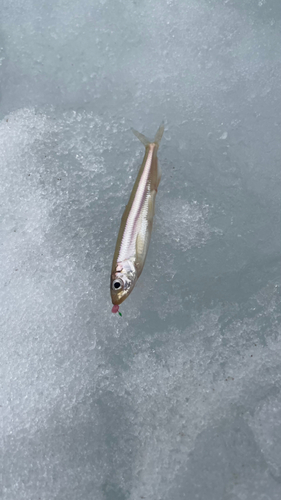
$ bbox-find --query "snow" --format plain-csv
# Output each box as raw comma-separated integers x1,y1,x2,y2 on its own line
1,1,281,499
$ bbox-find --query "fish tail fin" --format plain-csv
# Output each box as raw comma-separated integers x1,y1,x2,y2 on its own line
131,122,165,147
131,128,151,146
153,122,165,146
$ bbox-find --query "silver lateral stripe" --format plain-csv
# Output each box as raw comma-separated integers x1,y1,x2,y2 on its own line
117,145,154,262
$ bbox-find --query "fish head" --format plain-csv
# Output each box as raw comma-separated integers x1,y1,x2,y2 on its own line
110,259,137,306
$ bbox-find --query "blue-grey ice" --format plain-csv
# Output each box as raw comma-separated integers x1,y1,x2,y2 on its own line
1,1,281,499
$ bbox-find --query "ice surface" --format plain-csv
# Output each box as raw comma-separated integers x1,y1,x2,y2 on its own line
1,0,281,499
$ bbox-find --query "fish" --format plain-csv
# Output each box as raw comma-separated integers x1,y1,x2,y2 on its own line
110,123,164,314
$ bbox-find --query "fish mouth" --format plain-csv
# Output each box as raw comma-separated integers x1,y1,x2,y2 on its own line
111,290,129,306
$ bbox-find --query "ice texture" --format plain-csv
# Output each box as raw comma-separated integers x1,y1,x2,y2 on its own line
1,1,281,499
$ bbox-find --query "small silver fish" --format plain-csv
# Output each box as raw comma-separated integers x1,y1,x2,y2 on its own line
110,124,164,314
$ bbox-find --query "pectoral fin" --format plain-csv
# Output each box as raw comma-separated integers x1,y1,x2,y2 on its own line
135,223,152,273
136,232,145,257
148,191,156,220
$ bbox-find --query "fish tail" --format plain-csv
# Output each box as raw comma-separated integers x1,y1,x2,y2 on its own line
131,122,165,147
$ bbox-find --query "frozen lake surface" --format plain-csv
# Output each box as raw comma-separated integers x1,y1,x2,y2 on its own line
1,1,281,499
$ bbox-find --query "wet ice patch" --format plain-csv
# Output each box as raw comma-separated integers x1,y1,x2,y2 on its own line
119,284,281,500
246,396,281,478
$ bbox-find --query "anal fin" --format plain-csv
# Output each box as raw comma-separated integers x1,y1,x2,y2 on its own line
156,167,161,189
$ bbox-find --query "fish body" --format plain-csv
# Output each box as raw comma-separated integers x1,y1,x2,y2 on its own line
110,124,164,310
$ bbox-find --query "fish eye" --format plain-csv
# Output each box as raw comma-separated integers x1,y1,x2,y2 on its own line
112,279,123,291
